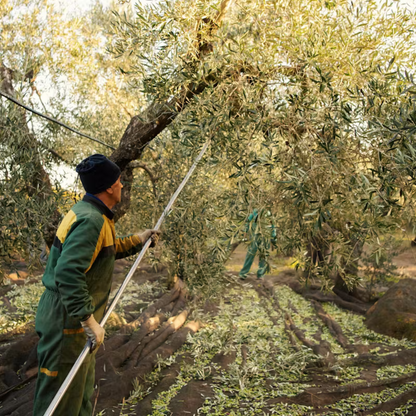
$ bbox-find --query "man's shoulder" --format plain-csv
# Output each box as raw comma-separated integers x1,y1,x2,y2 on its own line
71,201,105,225
56,203,105,244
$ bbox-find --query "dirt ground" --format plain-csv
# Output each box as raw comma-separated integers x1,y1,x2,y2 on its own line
391,247,416,278
1,244,416,415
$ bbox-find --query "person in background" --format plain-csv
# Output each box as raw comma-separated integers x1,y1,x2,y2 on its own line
239,209,276,280
33,154,160,416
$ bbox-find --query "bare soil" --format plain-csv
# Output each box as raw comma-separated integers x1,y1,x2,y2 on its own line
1,246,416,415
391,246,416,278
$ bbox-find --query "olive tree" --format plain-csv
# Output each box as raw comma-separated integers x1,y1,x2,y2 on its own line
109,0,415,294
2,0,416,294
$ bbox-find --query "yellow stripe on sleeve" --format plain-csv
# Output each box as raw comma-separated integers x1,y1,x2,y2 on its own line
85,216,115,273
40,368,58,377
116,234,141,253
56,210,77,244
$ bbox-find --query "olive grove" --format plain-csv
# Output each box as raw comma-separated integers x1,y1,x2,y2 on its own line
2,1,416,414
1,0,416,293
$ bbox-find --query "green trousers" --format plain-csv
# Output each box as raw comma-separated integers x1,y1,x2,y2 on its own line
33,290,96,416
239,237,269,279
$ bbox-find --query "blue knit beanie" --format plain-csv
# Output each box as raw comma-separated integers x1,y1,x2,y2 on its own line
76,154,121,194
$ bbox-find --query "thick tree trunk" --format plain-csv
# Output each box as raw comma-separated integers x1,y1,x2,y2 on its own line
333,236,367,302
304,225,367,302
0,65,61,248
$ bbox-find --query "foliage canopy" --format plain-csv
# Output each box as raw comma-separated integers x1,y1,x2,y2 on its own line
1,0,416,290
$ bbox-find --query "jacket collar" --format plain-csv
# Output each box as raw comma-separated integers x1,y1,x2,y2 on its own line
83,193,114,220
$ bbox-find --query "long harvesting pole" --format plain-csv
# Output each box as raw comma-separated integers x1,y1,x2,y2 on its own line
43,139,210,416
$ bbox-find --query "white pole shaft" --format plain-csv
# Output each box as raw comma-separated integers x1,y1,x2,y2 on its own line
43,140,210,416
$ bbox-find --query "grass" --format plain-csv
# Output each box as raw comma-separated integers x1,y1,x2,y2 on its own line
0,280,44,334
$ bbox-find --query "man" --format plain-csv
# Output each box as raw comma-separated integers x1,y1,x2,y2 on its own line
33,154,160,415
239,209,276,280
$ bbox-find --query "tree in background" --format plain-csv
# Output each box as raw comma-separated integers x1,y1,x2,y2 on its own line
110,0,416,296
0,0,139,273
2,0,416,297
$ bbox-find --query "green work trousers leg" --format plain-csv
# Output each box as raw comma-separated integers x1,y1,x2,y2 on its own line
257,238,271,279
239,238,270,280
33,289,96,416
257,254,268,279
239,239,258,279
33,359,95,416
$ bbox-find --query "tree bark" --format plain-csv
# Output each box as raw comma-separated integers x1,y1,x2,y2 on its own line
0,65,61,248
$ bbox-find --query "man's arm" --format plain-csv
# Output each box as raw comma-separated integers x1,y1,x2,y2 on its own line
115,234,143,259
115,229,160,259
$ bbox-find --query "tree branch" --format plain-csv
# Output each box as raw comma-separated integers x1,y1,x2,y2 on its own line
111,0,234,221
46,147,74,165
129,161,158,198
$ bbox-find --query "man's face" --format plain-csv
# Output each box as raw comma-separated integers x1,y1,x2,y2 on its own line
110,176,123,204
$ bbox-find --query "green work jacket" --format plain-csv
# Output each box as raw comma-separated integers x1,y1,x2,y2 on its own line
245,209,276,242
41,194,143,327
